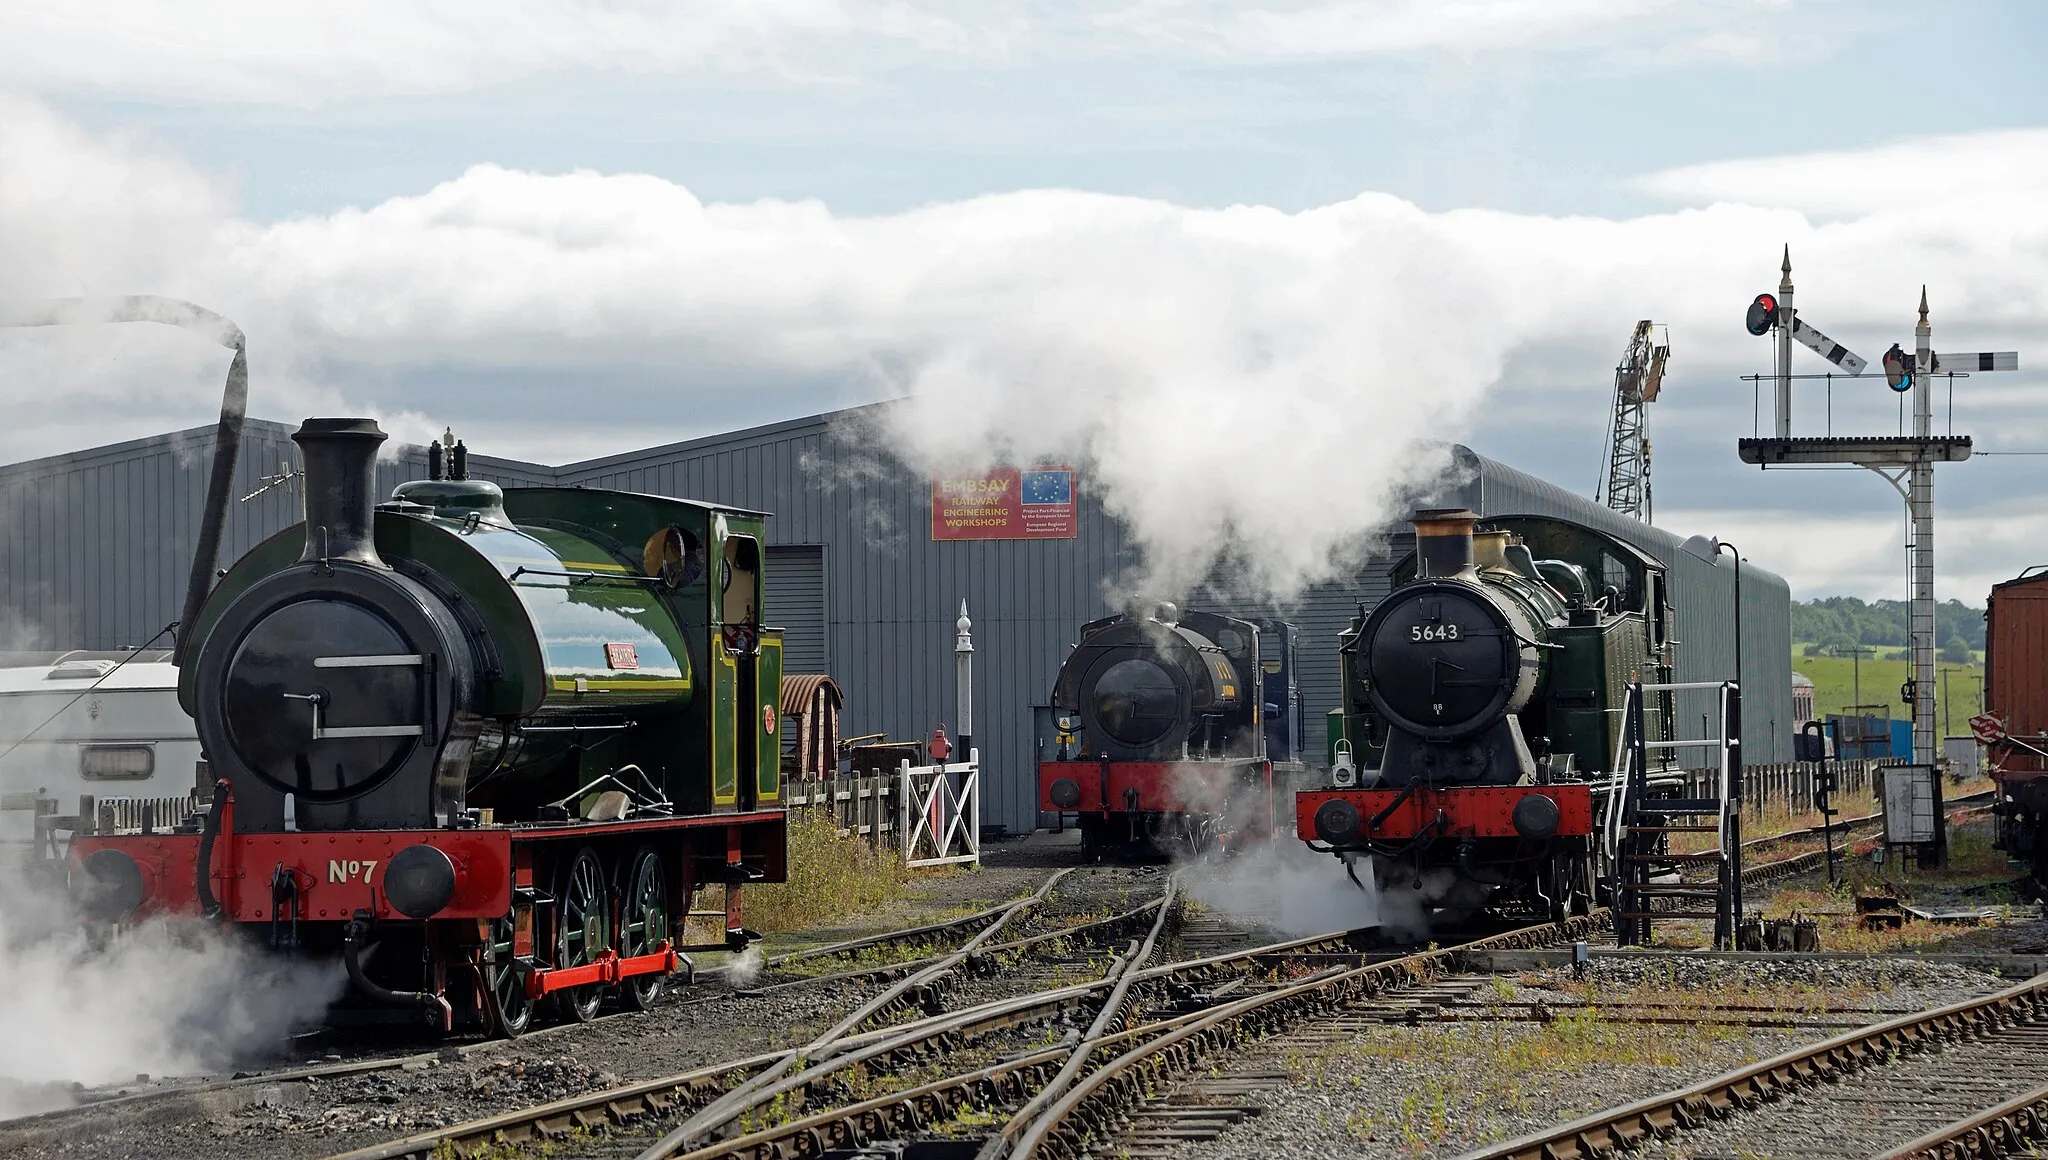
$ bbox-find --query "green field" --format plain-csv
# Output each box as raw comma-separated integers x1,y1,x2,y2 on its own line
1791,643,1984,732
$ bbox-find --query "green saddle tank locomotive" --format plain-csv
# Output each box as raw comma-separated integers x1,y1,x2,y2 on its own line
69,418,787,1035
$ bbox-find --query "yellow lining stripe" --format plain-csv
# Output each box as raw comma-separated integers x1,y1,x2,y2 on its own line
551,678,692,690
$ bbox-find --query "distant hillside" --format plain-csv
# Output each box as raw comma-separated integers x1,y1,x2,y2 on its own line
1794,596,1985,661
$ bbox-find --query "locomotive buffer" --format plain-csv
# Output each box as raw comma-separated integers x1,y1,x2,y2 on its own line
1737,252,2018,865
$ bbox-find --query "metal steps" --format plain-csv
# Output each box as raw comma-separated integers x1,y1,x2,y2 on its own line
1610,678,1744,949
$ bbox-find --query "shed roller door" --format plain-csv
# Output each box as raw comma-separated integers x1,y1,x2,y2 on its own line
765,545,827,674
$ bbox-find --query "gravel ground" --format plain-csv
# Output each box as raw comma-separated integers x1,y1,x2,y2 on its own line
0,848,1123,1160
1130,958,2015,1160
1635,1029,2048,1159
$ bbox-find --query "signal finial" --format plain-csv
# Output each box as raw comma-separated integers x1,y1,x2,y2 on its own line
1918,285,1929,327
1779,245,1793,294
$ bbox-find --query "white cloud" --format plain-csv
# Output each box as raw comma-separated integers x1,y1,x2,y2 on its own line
0,1,985,105
1113,0,1697,58
1660,501,2048,602
1634,128,2048,219
3,97,2045,600
0,0,1808,105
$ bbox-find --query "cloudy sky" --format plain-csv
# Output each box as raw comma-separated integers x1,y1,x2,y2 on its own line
2,0,2044,602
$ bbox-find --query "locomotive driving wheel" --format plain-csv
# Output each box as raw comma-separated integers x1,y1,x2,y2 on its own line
617,847,669,1011
484,915,533,1037
553,847,612,1022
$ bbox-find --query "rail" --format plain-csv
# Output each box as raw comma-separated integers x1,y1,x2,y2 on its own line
635,866,1071,1158
1457,956,2048,1159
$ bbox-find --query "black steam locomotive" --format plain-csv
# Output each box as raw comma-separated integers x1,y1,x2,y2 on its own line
71,418,787,1035
1299,509,1683,923
1038,605,1303,857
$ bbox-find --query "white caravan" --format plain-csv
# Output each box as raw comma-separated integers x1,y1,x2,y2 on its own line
0,651,200,861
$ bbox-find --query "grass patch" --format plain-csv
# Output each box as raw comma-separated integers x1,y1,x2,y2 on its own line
1792,646,1982,724
1748,822,2027,952
1301,1013,1760,1153
699,811,916,937
1671,777,1994,854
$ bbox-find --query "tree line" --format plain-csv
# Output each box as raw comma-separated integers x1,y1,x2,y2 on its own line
1794,596,1984,664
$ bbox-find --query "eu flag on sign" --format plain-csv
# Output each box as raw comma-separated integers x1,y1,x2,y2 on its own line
1020,470,1072,506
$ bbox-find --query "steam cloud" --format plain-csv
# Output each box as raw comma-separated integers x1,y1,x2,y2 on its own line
1179,839,1397,939
4,99,2048,597
0,866,342,1120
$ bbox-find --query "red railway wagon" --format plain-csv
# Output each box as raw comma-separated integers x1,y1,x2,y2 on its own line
1988,567,2048,875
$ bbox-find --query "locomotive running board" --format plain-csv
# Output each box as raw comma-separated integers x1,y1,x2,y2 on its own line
525,942,681,997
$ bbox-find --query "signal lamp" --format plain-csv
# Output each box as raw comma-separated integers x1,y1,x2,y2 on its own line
1745,293,1779,336
1883,343,1914,393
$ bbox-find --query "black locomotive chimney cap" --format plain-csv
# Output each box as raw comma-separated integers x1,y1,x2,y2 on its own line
1412,508,1477,578
292,417,388,569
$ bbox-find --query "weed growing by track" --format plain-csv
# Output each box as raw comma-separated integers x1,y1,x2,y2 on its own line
1290,1008,1765,1152
700,812,917,936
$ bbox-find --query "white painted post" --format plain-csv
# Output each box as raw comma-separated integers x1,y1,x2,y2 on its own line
899,758,913,862
1776,246,1794,438
968,747,981,860
955,600,974,758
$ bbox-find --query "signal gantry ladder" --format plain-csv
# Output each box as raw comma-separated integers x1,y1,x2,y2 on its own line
1602,679,1744,949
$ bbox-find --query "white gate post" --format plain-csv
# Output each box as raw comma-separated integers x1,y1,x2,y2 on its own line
899,758,913,862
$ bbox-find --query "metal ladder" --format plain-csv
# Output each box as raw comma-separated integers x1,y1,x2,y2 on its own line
1607,679,1743,949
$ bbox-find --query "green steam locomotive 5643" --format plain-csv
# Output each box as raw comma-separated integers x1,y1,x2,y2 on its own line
1298,509,1682,925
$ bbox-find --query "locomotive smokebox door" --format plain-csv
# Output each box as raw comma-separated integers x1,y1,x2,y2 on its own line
189,419,479,832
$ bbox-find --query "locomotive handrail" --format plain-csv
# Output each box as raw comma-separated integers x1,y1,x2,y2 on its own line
1639,679,1737,692
505,566,665,587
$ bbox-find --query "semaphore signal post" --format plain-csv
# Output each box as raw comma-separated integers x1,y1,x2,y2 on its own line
1736,247,2019,865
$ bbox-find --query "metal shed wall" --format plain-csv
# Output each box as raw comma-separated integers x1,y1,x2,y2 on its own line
764,545,829,674
1458,449,1794,762
1,404,1794,832
547,411,1138,832
0,418,561,654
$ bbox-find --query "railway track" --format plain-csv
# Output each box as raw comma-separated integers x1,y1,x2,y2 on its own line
301,818,1988,1160
0,867,1159,1155
316,891,1601,1160
1459,967,2048,1160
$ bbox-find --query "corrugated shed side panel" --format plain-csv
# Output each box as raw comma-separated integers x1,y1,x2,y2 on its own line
556,421,1131,832
0,420,556,653
1472,450,1794,762
765,545,828,673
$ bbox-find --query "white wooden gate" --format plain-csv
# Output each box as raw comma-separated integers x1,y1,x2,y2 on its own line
899,751,981,868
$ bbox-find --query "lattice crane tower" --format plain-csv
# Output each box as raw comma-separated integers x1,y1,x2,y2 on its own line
1599,320,1670,521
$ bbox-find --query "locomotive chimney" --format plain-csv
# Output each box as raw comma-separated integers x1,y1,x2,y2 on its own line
1412,508,1478,578
293,417,388,569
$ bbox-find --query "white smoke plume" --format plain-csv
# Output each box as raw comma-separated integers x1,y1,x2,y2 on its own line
4,98,2048,596
720,944,766,988
0,866,343,1120
1179,839,1382,940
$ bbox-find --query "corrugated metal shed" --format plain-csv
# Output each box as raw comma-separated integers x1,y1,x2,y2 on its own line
0,405,1793,831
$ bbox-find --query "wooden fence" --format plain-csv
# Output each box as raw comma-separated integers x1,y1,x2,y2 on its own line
783,774,900,848
1680,758,1899,819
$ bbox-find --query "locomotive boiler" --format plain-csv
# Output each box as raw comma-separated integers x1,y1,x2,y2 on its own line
1299,509,1679,923
68,418,787,1035
1038,605,1303,857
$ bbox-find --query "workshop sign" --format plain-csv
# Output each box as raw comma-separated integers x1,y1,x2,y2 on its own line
931,467,1077,541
